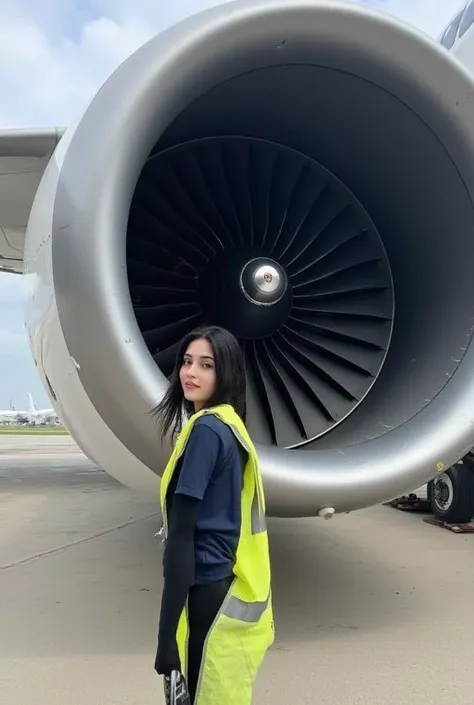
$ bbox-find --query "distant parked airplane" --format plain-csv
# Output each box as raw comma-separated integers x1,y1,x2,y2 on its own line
0,392,59,425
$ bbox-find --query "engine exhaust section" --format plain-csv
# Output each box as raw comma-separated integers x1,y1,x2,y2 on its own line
28,0,474,516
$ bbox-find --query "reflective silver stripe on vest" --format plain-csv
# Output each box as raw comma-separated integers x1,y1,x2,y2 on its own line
251,489,267,534
202,410,267,535
223,594,270,623
224,417,267,535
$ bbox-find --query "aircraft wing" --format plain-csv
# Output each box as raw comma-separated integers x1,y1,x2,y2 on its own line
0,127,65,275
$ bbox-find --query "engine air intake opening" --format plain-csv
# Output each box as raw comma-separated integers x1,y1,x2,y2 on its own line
127,64,474,452
127,135,394,448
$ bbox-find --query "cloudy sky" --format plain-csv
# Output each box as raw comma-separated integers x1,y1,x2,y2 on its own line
0,0,465,409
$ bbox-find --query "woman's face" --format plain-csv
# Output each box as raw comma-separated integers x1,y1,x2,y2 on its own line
179,337,217,411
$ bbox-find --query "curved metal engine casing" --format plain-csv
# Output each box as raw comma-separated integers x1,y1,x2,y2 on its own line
23,0,474,516
23,123,161,497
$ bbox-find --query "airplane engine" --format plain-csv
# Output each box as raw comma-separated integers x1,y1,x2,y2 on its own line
23,0,474,516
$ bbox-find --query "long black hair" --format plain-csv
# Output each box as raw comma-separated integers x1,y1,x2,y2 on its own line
152,325,246,443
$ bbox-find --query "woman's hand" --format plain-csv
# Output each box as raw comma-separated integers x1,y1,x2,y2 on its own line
155,637,181,676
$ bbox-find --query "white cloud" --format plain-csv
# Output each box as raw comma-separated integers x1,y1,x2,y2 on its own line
0,0,467,406
0,12,152,126
0,271,22,303
0,327,27,353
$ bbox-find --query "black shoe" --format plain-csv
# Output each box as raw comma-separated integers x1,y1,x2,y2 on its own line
164,670,191,705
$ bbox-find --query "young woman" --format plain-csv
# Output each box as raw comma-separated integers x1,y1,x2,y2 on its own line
153,325,274,705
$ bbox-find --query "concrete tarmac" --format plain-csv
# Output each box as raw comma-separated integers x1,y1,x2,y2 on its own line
0,436,473,704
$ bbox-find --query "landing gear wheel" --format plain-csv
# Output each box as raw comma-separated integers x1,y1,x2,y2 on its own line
427,456,474,524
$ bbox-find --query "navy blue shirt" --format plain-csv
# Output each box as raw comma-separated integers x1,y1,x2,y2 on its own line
166,415,245,584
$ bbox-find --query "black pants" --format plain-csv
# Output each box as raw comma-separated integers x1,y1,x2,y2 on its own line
186,576,234,704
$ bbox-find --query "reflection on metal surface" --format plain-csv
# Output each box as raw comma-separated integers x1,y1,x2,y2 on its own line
240,259,287,306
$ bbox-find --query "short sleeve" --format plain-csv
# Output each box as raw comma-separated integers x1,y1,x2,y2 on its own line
174,423,221,500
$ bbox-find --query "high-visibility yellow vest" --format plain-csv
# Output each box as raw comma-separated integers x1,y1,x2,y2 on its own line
159,403,275,705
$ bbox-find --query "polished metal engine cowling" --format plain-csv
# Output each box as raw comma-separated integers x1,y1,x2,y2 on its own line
27,0,474,516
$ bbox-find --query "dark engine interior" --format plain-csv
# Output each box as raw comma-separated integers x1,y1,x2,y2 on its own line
126,65,474,450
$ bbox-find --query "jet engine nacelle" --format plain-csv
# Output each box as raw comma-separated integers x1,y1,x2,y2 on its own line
23,0,474,516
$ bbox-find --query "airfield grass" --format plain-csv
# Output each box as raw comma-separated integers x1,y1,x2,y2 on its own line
0,425,69,435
